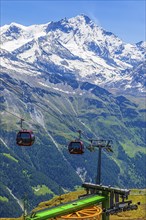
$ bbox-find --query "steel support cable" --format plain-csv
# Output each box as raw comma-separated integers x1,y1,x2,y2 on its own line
68,116,95,142
1,108,41,131
0,78,63,121
0,78,77,130
0,78,80,134
63,98,99,141
0,77,102,141
0,79,50,127
1,108,24,120
33,99,78,132
0,78,23,96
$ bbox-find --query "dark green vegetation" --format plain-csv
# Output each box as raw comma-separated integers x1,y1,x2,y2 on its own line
0,75,146,217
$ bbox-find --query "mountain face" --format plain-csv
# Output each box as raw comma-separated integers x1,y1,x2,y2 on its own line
0,15,146,217
1,14,145,95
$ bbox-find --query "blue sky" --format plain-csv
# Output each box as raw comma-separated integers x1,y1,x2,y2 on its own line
1,0,145,43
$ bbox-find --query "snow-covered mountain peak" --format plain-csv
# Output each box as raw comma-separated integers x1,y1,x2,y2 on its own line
69,14,94,25
1,22,48,52
9,22,26,28
1,23,23,40
1,22,25,31
0,14,145,94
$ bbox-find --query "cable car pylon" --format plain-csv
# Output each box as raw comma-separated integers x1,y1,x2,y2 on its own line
87,139,113,184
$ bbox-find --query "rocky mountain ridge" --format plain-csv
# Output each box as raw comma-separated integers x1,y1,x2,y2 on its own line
1,14,145,95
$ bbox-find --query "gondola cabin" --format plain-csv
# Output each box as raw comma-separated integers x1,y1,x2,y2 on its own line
68,140,84,154
16,130,35,146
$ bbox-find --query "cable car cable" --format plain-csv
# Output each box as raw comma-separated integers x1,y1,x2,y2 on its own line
1,77,103,146
1,107,38,129
0,78,69,125
1,108,25,121
1,78,82,135
1,78,87,150
0,78,23,96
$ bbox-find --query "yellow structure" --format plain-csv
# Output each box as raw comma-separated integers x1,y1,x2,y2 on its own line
58,206,102,220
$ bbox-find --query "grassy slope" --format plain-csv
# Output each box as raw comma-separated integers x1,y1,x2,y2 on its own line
0,189,145,220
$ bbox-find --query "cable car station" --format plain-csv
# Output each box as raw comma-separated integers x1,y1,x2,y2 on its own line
82,182,139,219
26,183,139,220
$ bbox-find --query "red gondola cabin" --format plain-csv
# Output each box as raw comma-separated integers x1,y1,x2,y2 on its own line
68,140,84,154
16,130,35,146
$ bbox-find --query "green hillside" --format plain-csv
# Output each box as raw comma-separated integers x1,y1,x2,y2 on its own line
0,80,146,217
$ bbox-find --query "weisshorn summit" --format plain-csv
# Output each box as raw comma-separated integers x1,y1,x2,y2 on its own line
0,15,145,217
